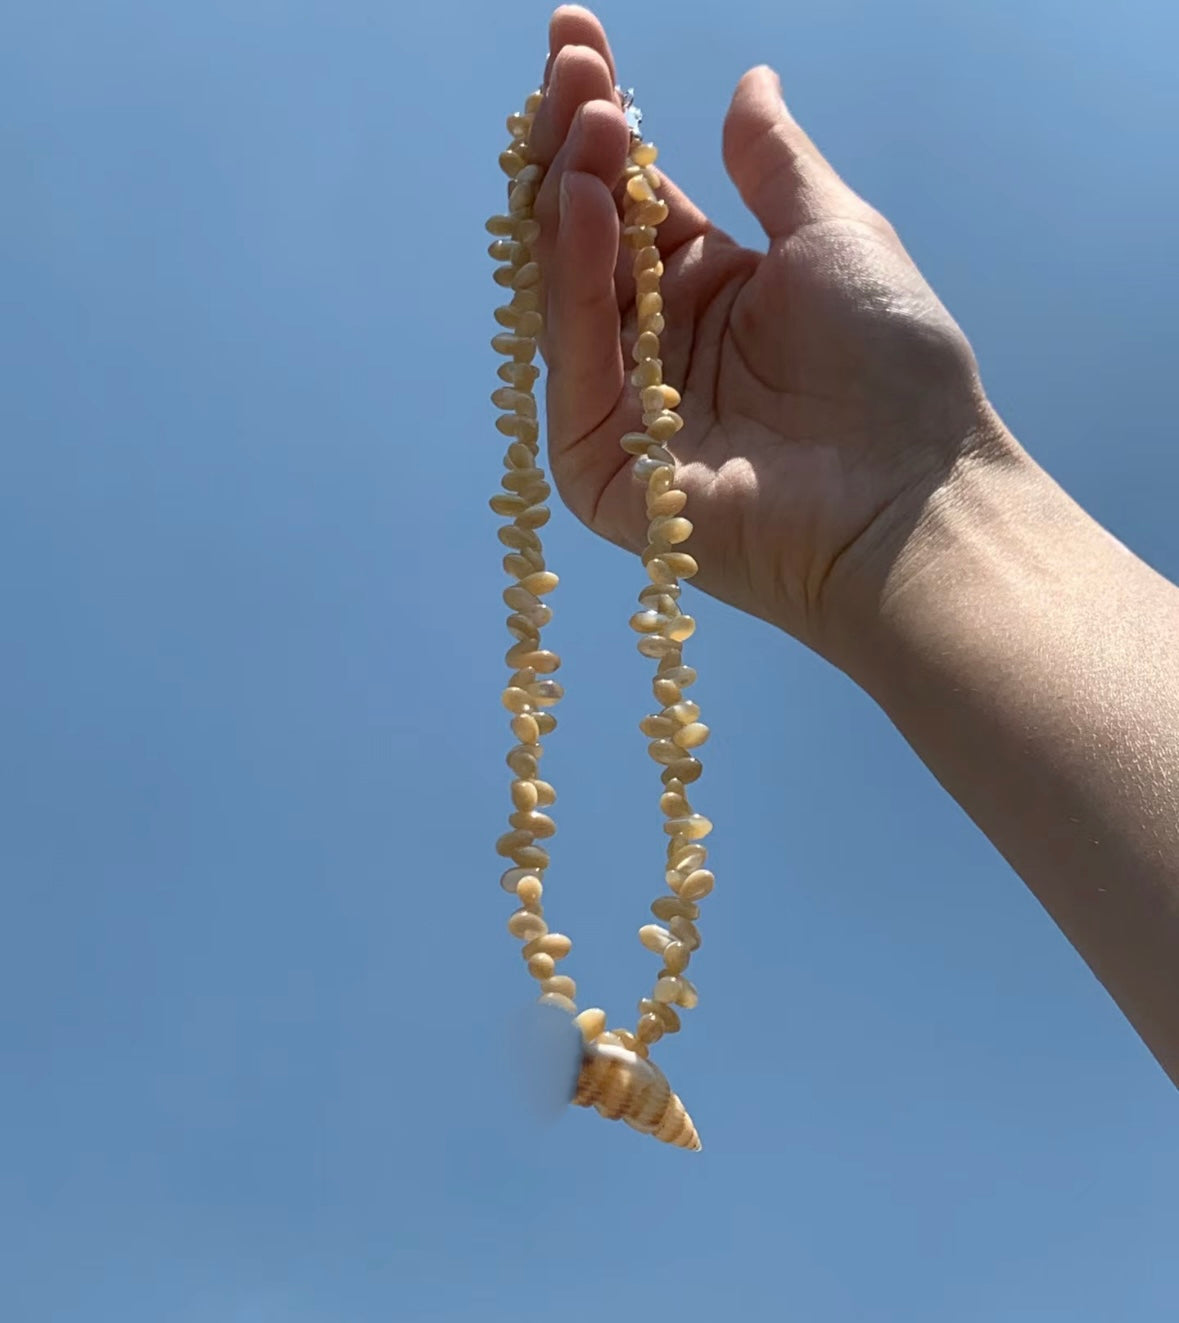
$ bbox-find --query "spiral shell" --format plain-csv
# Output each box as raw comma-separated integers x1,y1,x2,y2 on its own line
573,1038,701,1151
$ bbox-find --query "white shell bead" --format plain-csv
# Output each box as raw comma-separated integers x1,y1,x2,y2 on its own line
653,678,681,705
624,223,658,248
647,488,687,518
635,199,670,225
630,610,667,634
637,293,663,320
637,1014,664,1044
508,909,547,940
668,756,702,783
520,570,558,595
662,552,698,578
663,941,691,974
503,554,533,580
497,828,533,856
648,739,681,765
500,866,540,893
542,975,577,999
637,635,679,660
652,517,693,545
651,896,699,921
528,680,563,706
640,714,676,737
679,869,715,901
639,998,681,1032
632,330,660,360
638,924,672,954
516,875,543,907
660,790,689,818
673,721,710,749
574,1007,608,1042
662,665,698,687
669,917,701,951
633,457,674,484
510,712,539,742
523,932,572,960
640,383,680,412
664,814,713,840
512,845,549,869
620,431,655,455
510,809,556,838
512,262,541,288
669,841,703,873
528,952,556,980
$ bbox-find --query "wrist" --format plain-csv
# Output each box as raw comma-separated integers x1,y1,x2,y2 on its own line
812,414,1056,692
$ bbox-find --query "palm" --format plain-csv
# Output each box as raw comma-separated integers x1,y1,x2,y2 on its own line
533,9,991,651
551,214,983,644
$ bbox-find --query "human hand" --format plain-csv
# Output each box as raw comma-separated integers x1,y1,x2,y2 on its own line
526,6,1013,668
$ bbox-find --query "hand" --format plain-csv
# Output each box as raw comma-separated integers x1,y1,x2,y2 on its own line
527,6,1012,666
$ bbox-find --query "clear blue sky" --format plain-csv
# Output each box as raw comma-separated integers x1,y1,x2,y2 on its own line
3,2,1177,1320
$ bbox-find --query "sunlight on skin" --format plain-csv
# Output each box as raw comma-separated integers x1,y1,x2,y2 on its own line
527,4,1179,1094
494,5,1179,1152
524,7,1000,660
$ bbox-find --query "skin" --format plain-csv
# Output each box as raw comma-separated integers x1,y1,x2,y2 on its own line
526,6,1179,1087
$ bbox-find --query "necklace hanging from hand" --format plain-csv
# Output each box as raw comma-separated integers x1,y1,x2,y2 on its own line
487,79,713,1151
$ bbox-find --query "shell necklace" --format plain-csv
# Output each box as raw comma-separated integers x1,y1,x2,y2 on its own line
487,83,712,1152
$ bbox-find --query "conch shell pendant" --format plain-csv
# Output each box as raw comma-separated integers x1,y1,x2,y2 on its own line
574,1037,702,1151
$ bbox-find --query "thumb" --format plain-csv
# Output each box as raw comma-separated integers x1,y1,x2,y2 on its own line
722,65,862,239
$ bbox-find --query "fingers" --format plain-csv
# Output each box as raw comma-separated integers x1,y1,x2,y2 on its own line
535,47,711,262
531,18,712,264
542,114,630,450
722,65,867,239
542,5,617,95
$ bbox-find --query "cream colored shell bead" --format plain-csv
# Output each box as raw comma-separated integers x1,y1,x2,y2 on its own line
617,136,715,1043
489,92,577,1021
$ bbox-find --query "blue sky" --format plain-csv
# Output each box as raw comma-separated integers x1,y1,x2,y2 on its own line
3,1,1178,1320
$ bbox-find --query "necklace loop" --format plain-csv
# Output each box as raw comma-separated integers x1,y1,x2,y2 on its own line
487,81,710,1150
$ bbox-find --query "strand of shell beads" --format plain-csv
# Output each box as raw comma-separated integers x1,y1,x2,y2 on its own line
487,85,709,1151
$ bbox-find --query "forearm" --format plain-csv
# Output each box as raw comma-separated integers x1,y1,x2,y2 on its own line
846,435,1179,1084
